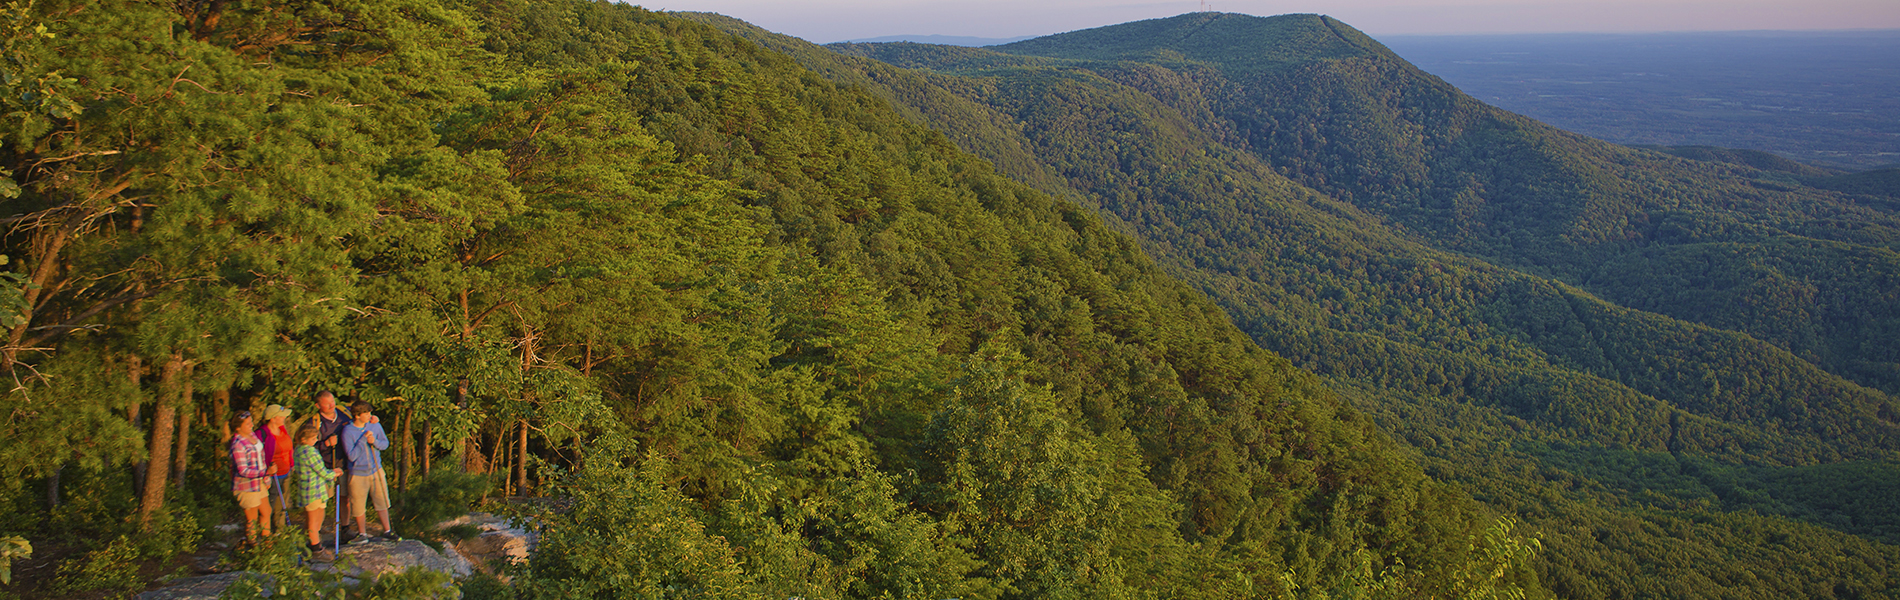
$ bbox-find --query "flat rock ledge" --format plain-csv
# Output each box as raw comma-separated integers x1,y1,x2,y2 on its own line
136,513,536,599
319,539,474,579
135,572,272,600
438,512,537,577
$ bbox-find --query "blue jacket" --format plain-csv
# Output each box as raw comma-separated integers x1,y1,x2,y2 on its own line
340,420,389,476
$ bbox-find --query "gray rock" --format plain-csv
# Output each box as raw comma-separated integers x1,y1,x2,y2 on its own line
136,572,270,600
437,513,537,575
438,542,476,577
319,539,466,579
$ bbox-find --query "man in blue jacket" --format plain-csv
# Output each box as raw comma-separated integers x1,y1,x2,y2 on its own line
340,400,398,541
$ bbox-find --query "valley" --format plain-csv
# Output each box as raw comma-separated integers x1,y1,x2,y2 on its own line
1382,30,1900,171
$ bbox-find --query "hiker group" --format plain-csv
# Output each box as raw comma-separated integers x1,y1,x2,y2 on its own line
226,390,397,558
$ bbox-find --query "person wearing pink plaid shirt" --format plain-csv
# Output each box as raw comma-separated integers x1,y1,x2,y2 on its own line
228,410,277,540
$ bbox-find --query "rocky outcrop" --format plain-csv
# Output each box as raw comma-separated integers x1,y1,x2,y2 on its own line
135,572,270,600
139,512,529,599
436,513,536,575
322,539,472,579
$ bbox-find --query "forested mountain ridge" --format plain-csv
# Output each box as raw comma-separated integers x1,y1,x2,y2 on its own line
806,14,1900,460
684,12,1900,598
988,14,1900,400
0,1,1541,598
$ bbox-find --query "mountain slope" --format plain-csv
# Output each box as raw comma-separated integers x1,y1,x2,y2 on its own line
1,2,1535,598
993,14,1900,397
417,3,1552,598
688,11,1900,598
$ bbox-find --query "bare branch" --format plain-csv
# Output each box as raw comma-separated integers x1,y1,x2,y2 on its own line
31,150,123,166
19,288,160,348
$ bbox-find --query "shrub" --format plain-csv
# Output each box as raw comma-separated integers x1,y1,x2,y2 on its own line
398,470,493,539
458,572,515,600
0,536,29,585
53,534,139,594
357,567,461,600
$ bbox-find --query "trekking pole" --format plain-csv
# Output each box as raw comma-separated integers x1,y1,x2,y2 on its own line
270,476,285,536
378,457,395,541
333,480,342,553
273,476,287,517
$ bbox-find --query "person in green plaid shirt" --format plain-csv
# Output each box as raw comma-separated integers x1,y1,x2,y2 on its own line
292,423,342,555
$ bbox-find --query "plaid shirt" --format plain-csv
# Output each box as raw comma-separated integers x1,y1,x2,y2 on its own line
292,444,337,507
229,433,270,494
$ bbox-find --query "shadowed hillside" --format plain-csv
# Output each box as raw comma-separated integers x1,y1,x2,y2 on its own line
686,11,1900,598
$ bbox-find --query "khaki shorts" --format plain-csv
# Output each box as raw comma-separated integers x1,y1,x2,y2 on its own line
236,490,268,509
304,501,327,512
347,471,391,517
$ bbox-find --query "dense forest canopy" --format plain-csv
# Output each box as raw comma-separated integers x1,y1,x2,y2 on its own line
764,12,1900,598
6,2,1896,598
0,1,1547,598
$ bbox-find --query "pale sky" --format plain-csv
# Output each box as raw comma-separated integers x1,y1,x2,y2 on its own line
641,0,1900,43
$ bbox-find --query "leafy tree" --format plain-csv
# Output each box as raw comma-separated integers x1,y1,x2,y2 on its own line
802,12,1900,597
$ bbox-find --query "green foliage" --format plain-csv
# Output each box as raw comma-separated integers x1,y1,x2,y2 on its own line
397,470,492,540
1448,518,1541,600
1647,145,1839,177
356,567,462,600
459,572,515,600
138,506,205,560
1532,445,1900,545
920,347,1193,599
0,0,83,131
1805,167,1900,199
797,11,1900,598
225,536,476,600
0,353,145,489
1,2,1550,598
35,477,200,593
521,439,759,600
222,534,321,600
52,534,139,594
0,257,24,331
0,536,24,585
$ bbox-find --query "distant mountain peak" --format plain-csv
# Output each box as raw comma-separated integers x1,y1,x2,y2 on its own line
836,34,1036,47
991,12,1391,73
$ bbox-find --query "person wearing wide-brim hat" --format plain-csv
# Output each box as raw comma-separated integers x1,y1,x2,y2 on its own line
259,404,296,528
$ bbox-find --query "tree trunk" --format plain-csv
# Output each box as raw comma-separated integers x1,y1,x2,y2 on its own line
127,356,145,500
515,419,529,496
171,363,195,490
45,466,60,509
171,394,192,490
137,353,183,530
464,434,487,475
493,426,509,496
398,406,411,492
211,388,230,457
454,378,479,474
512,329,533,497
420,420,432,477
2,218,75,368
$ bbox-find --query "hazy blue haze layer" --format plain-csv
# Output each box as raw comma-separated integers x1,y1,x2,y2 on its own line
1381,30,1900,170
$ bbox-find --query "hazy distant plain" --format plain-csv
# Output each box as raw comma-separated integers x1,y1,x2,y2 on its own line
1382,30,1900,171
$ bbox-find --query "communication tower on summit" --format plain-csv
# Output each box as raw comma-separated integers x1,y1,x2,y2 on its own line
1200,0,1213,12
